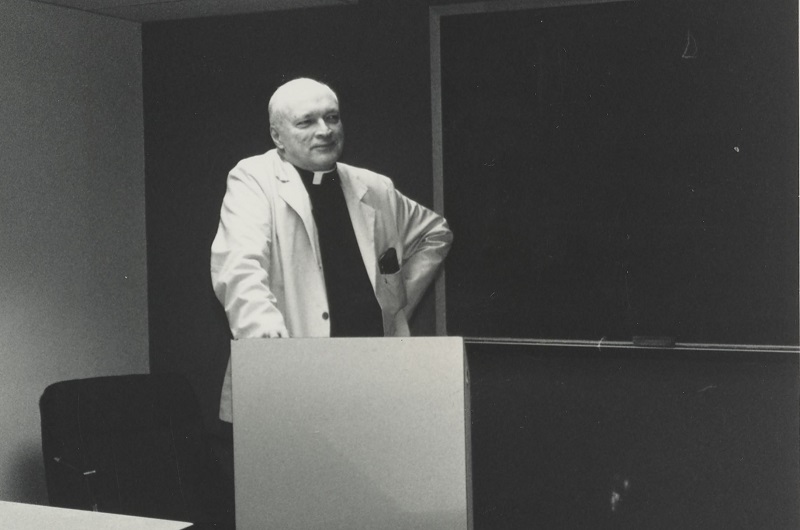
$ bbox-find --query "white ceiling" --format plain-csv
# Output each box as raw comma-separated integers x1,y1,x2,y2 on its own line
29,0,357,22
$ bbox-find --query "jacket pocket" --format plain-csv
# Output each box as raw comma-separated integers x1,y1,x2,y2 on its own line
376,270,408,315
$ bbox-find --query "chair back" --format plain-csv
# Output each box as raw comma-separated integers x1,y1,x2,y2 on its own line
40,373,209,522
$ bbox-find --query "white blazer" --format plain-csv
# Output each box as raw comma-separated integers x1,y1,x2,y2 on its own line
211,149,453,421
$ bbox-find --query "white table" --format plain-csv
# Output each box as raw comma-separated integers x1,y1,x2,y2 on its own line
0,501,192,530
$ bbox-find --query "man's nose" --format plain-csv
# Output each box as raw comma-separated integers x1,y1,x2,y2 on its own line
314,119,333,136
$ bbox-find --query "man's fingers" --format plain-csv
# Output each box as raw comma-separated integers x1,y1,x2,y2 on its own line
262,327,290,338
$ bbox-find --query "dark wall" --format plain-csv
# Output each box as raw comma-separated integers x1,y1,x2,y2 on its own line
142,2,436,428
141,5,800,525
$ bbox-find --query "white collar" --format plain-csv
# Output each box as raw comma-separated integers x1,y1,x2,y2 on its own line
312,167,337,185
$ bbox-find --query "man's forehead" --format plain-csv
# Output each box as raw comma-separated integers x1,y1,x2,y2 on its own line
284,92,339,116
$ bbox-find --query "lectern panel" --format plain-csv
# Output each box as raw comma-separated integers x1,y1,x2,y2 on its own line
232,337,471,530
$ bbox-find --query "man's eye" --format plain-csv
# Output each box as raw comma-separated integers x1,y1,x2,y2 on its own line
325,114,340,124
296,120,311,127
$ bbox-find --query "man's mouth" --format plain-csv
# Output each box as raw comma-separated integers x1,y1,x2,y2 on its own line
313,142,336,151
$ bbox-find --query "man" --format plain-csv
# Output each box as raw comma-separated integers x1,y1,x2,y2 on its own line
210,78,453,422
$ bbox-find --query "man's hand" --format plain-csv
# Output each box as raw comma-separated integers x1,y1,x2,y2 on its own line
261,326,289,338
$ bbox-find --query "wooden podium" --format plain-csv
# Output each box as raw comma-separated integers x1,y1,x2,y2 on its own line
231,337,471,530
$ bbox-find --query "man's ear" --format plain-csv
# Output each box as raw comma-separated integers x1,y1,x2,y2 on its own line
270,126,283,149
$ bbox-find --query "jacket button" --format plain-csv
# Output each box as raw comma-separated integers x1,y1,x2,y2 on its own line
322,312,329,320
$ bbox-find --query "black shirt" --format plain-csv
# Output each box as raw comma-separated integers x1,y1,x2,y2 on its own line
295,166,384,337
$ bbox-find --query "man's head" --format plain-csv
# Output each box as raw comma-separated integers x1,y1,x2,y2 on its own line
269,78,344,172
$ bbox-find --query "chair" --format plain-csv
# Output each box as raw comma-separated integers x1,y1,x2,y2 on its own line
40,373,233,529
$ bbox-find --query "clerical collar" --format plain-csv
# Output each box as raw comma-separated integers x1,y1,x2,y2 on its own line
295,165,337,186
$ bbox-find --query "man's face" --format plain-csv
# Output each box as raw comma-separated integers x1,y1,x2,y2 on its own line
270,86,344,172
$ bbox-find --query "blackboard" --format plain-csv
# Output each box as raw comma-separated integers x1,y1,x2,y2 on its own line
438,0,798,344
466,340,799,529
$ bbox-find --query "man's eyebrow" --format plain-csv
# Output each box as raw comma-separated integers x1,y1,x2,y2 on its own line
291,107,339,122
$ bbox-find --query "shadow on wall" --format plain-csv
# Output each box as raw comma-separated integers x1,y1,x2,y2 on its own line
8,440,47,504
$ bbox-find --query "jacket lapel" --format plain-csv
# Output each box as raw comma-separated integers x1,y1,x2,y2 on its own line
338,165,377,288
274,159,321,267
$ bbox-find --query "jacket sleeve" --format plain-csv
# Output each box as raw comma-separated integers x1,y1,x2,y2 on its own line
210,165,289,338
392,187,453,319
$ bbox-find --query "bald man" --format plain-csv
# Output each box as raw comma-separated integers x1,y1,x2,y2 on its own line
211,78,453,422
